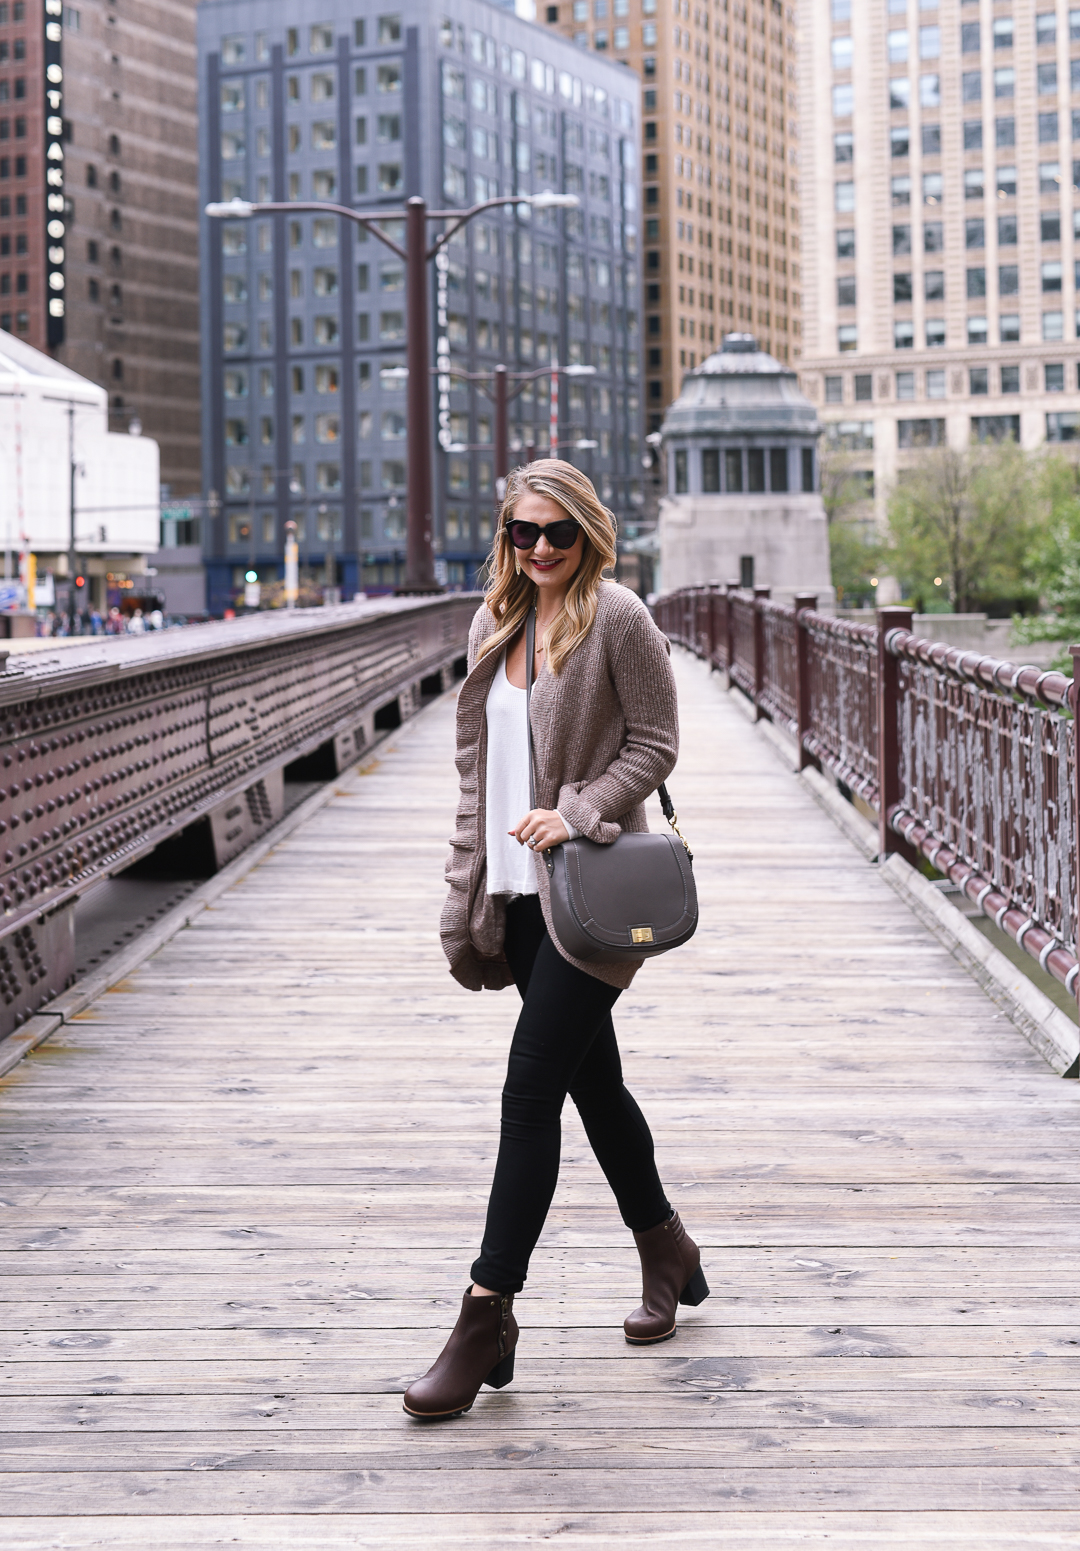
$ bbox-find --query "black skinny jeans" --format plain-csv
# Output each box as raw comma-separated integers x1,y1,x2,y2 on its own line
470,894,671,1294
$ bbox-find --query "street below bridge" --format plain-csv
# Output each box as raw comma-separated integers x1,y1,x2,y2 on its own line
0,648,1078,1548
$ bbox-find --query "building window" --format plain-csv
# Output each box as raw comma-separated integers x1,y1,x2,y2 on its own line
1043,312,1064,341
999,313,1020,342
995,117,1014,148
967,317,988,347
965,219,985,249
702,449,719,492
674,448,688,493
1000,366,1020,394
837,275,856,307
926,319,945,347
725,449,743,491
824,375,843,404
837,324,857,352
925,270,945,301
837,229,856,259
854,374,872,403
892,225,911,256
891,176,910,207
770,449,789,491
923,173,943,204
1047,412,1080,441
966,268,986,299
971,369,989,396
964,168,984,200
894,273,913,302
896,372,915,401
926,370,945,399
897,418,946,448
894,321,914,349
1039,112,1059,145
924,221,944,252
748,449,765,493
999,214,1018,246
1041,212,1061,242
1046,363,1065,390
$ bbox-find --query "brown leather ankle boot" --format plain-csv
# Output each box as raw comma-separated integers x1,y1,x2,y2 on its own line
403,1288,518,1420
624,1210,709,1345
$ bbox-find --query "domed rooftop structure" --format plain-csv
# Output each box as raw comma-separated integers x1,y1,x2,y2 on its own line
660,333,821,444
657,334,832,605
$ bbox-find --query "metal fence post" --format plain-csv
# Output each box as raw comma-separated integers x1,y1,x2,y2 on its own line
752,584,771,722
794,592,818,772
875,605,914,858
725,580,738,686
706,582,720,669
1069,644,1080,1074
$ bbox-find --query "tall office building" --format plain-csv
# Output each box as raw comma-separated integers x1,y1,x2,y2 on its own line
198,0,644,613
799,0,1080,509
540,0,801,429
0,0,201,497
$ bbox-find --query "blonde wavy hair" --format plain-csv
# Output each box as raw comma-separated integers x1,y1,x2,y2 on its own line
477,459,618,675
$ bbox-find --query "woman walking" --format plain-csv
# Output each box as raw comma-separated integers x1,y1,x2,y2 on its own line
403,460,707,1421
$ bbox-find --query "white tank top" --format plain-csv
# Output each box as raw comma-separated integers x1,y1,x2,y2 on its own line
484,651,538,897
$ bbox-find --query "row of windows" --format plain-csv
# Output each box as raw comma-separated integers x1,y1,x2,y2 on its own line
823,410,1080,446
0,80,26,103
839,263,1080,309
834,14,1080,74
223,316,627,366
226,411,409,445
0,5,28,24
838,214,1059,262
856,114,1080,160
0,38,24,62
877,162,1076,207
838,314,1080,351
672,445,815,495
221,456,495,498
827,366,1058,407
833,64,1080,120
570,0,657,21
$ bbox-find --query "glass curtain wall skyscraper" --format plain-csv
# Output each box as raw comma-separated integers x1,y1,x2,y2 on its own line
799,0,1080,513
198,0,643,612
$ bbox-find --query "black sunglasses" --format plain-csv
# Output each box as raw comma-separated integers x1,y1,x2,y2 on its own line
504,517,582,551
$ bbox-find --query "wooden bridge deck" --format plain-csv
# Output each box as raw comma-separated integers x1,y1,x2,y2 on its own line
1,648,1078,1550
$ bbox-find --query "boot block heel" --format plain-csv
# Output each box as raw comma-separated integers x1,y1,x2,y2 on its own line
484,1349,515,1389
679,1264,710,1307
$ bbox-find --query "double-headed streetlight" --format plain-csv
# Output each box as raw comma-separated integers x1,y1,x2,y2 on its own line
207,190,580,594
438,361,597,485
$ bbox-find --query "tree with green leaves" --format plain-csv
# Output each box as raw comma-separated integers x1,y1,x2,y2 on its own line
886,441,1042,613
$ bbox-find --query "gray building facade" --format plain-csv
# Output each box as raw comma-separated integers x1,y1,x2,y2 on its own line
198,0,644,613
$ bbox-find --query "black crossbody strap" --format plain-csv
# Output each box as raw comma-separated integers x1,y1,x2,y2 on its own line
524,606,537,811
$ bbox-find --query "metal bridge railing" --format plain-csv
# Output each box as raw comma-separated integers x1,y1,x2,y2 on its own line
654,583,1080,1005
0,594,477,1039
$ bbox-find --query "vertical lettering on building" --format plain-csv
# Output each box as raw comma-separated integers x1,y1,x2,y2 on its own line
43,0,65,347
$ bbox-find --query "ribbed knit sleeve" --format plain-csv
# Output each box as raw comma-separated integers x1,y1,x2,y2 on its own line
554,599,678,845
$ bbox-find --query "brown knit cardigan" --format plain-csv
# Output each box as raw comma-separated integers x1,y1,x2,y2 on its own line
440,580,680,992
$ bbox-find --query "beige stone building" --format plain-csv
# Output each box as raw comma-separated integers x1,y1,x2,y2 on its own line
540,0,801,431
798,0,1080,516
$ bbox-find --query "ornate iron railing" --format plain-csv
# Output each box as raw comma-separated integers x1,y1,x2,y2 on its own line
0,595,476,1039
654,584,1080,1004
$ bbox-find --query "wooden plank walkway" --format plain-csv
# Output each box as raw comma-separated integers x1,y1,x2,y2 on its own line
0,647,1078,1550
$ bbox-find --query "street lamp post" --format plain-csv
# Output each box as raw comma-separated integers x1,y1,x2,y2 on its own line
440,361,597,483
207,190,580,595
